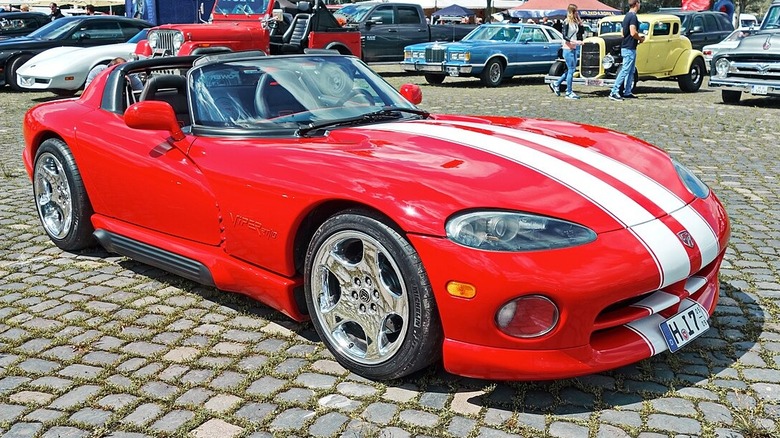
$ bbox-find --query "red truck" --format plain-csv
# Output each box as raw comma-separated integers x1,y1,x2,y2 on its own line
135,0,361,58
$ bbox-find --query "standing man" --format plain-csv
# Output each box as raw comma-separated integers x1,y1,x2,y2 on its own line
49,3,64,21
609,0,644,101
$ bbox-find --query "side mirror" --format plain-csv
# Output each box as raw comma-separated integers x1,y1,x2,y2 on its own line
124,101,185,142
77,32,90,40
690,25,703,33
400,83,422,105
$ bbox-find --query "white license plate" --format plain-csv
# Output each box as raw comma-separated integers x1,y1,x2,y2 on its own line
585,78,604,86
752,85,769,95
659,303,710,353
446,67,460,77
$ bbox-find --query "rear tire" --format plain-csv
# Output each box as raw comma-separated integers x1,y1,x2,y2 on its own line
721,90,742,104
678,57,706,92
7,54,32,91
424,74,445,85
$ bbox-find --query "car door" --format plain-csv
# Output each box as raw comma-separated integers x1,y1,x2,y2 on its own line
394,5,427,55
685,14,708,51
511,26,550,75
640,20,674,74
74,108,222,246
361,5,398,62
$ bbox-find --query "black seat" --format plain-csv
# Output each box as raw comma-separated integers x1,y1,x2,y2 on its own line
139,75,190,126
280,13,311,53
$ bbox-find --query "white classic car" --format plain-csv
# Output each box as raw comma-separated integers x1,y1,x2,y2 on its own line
16,29,146,96
702,27,753,70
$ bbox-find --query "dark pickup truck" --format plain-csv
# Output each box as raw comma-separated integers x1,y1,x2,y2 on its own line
334,2,475,63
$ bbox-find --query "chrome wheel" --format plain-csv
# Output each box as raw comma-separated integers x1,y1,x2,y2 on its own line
34,151,73,240
488,62,502,83
310,230,409,365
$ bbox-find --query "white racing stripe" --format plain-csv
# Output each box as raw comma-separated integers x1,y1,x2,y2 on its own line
626,313,668,356
363,122,693,288
450,121,721,270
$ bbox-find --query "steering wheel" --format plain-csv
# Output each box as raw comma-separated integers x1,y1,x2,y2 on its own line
336,88,374,106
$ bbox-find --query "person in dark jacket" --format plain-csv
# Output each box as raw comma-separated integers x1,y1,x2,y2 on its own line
49,3,64,20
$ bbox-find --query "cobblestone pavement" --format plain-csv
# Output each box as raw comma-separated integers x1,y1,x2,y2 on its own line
1,68,780,438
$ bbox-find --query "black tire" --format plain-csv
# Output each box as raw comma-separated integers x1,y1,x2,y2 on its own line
7,54,33,91
480,58,504,87
424,74,445,85
32,138,95,251
721,90,742,104
678,57,706,92
304,210,442,380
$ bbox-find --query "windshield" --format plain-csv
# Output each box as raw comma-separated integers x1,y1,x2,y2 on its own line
190,55,421,134
599,21,622,35
26,17,81,40
762,6,780,30
463,25,520,42
724,28,752,42
334,4,375,23
213,0,270,15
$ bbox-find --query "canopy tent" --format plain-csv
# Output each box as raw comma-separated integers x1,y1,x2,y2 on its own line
433,4,474,17
396,0,528,10
508,0,619,19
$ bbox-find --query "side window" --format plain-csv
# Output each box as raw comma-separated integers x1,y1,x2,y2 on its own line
76,22,123,40
370,6,394,25
692,15,704,31
653,22,670,36
519,27,534,41
532,28,547,42
703,14,718,31
672,22,679,34
23,17,40,29
544,28,561,41
397,6,420,25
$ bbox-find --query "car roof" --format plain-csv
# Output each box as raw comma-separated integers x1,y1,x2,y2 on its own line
0,12,48,18
601,14,680,23
52,15,152,26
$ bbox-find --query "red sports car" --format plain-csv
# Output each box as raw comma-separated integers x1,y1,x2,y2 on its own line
23,53,730,381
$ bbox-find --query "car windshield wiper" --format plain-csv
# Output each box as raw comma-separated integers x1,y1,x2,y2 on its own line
297,108,429,137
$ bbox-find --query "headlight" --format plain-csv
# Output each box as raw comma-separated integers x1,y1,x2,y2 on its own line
446,211,596,251
172,32,184,50
449,52,470,61
148,31,159,49
673,159,709,199
714,58,731,78
602,54,614,69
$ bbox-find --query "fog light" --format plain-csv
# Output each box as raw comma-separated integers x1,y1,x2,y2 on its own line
496,295,558,338
447,281,476,299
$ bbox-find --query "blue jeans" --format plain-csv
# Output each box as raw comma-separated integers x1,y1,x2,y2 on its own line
611,48,636,96
554,48,577,93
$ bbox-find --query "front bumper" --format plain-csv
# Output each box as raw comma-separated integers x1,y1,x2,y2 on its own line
401,61,473,75
708,76,780,97
17,74,80,91
544,74,616,88
408,194,729,380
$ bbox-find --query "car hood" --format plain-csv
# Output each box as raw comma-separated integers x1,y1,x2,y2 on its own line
732,31,780,54
20,43,136,73
0,36,56,51
316,115,698,234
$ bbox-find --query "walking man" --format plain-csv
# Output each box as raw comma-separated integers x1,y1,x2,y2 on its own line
609,0,644,101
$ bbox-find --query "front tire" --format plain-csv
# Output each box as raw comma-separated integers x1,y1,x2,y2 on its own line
678,57,706,92
424,74,445,85
304,211,442,380
33,138,95,250
7,54,32,91
549,60,567,93
721,90,742,104
480,58,504,87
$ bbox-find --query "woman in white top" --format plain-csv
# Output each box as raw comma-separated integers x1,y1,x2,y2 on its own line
550,4,584,99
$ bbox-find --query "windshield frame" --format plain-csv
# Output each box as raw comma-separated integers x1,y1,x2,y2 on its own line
188,55,422,137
